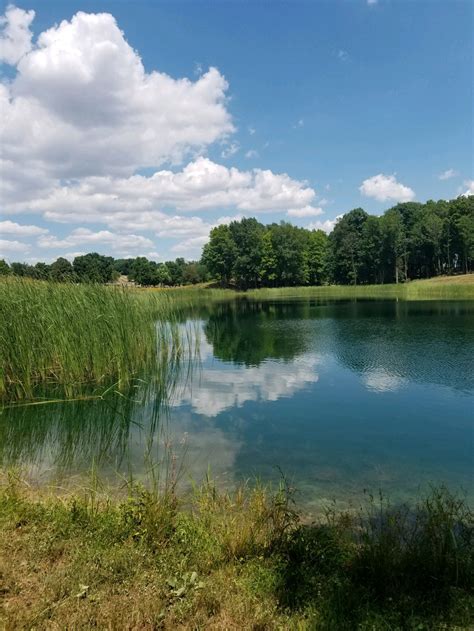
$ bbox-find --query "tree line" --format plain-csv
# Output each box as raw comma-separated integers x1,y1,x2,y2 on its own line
0,253,209,286
1,196,472,287
202,196,474,288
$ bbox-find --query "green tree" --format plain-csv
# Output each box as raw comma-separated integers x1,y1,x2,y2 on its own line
306,229,328,285
329,209,368,285
73,253,114,283
10,262,31,277
382,209,407,283
33,262,51,280
0,259,11,275
50,257,74,282
129,257,158,286
260,229,278,286
155,263,171,286
201,224,236,285
229,218,264,289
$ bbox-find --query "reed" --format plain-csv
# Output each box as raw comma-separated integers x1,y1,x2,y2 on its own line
0,277,187,401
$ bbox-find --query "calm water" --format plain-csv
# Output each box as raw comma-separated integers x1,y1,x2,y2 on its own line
1,299,473,510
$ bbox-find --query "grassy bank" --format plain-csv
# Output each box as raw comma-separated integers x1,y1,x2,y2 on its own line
243,274,474,301
155,274,474,302
0,479,472,630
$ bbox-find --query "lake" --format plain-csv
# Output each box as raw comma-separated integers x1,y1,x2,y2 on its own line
1,298,473,511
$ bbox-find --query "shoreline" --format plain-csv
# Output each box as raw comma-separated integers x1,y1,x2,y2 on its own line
1,478,472,629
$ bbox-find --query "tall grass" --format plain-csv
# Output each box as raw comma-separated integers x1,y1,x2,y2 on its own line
0,277,189,401
243,276,474,301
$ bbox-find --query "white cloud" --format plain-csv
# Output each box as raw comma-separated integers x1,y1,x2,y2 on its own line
461,180,474,196
438,168,458,181
171,235,209,257
0,4,35,65
0,7,234,202
221,142,240,159
287,206,323,218
0,7,325,262
0,238,30,254
293,118,304,128
37,228,154,254
245,149,259,159
5,158,317,220
367,0,378,5
0,220,48,236
308,215,342,234
359,174,415,202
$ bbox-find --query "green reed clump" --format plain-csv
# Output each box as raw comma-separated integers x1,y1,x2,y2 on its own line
0,277,185,400
0,478,472,630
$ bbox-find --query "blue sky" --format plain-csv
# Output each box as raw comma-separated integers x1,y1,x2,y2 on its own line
0,0,472,262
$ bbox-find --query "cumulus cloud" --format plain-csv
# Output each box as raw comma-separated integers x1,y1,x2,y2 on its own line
171,235,210,257
0,220,48,236
0,6,234,198
37,228,155,255
438,168,458,180
0,6,325,260
0,4,35,65
0,238,30,254
287,206,323,218
461,180,474,196
308,215,342,234
359,174,415,202
5,158,317,220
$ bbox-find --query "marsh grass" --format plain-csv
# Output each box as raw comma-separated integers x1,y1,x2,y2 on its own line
0,277,193,401
244,275,474,301
0,476,472,630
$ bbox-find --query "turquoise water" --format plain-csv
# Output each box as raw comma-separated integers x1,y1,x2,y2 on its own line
1,299,473,510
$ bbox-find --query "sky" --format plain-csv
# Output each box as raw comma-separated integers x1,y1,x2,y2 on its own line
0,0,472,263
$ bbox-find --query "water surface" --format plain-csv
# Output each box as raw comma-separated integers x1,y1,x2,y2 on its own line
1,299,473,511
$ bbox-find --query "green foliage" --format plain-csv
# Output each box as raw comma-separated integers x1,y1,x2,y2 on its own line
0,259,11,276
4,253,208,287
73,252,114,283
201,196,474,288
50,256,73,281
229,217,264,288
202,223,236,285
306,229,328,285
